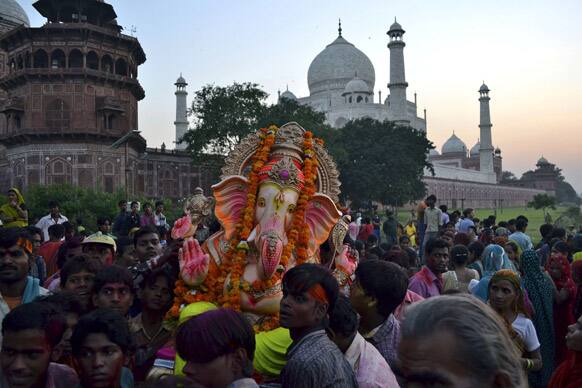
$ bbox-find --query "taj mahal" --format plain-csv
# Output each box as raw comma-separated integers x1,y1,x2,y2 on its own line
275,20,544,209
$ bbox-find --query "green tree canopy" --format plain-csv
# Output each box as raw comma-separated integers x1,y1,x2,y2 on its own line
181,82,268,162
528,193,557,217
324,118,433,208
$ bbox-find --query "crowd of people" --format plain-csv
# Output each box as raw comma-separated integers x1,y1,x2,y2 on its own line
0,186,581,387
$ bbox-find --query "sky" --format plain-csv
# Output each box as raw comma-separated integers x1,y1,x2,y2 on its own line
21,0,582,192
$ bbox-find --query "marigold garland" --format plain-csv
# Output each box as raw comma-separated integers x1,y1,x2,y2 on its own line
167,125,322,333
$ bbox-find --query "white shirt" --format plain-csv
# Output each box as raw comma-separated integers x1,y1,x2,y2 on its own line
512,314,540,352
35,214,68,241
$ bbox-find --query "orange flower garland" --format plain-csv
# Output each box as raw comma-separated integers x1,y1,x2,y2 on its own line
167,125,322,333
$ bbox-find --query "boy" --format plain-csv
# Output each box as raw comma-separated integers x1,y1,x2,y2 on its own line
71,309,134,388
350,259,408,367
92,265,135,317
61,255,103,310
1,302,78,387
133,225,163,263
280,263,357,387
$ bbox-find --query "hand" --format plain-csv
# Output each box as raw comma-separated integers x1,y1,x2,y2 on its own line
179,237,209,287
157,238,182,267
334,244,358,275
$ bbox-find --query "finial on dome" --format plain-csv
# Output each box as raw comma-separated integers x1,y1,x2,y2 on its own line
338,18,342,37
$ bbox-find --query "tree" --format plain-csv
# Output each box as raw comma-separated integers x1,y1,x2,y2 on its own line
528,194,557,219
500,170,518,184
258,98,328,130
181,82,268,162
328,118,433,208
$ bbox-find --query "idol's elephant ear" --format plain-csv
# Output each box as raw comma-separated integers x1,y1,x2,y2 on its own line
304,193,342,258
212,175,249,241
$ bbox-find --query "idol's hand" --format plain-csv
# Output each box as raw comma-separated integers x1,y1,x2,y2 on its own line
179,237,209,286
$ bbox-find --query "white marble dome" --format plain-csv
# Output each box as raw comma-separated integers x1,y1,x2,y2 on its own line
307,35,375,96
470,140,480,157
429,148,440,156
280,89,297,101
342,74,370,95
0,0,29,35
442,133,467,154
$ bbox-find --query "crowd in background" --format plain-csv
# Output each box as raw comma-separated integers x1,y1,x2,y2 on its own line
0,186,581,387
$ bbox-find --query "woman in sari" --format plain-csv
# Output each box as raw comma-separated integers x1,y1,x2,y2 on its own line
488,270,542,378
522,249,555,387
546,243,577,364
549,314,582,388
471,244,515,301
0,188,28,228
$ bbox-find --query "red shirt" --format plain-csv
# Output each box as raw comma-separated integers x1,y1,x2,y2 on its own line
38,241,63,277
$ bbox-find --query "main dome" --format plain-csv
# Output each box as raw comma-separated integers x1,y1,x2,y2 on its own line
0,0,30,35
307,35,375,96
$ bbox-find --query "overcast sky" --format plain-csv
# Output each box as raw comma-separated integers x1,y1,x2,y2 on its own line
21,0,582,192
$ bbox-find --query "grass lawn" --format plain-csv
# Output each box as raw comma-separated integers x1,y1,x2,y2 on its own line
396,206,567,245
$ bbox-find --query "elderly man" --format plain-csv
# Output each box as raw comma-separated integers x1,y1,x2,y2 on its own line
396,295,526,387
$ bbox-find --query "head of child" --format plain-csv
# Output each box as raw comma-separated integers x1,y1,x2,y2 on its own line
1,302,66,388
138,269,174,315
61,256,103,309
91,265,134,317
71,309,133,388
349,259,408,322
279,263,339,338
176,308,255,388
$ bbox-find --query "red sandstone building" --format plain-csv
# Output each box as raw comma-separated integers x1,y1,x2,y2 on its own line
0,0,214,198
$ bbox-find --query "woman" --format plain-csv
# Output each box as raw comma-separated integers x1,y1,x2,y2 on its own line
467,240,485,278
471,244,514,301
357,217,374,242
443,244,480,293
546,243,577,364
505,240,522,273
488,270,542,376
0,188,28,228
522,249,556,387
549,314,582,387
572,261,582,320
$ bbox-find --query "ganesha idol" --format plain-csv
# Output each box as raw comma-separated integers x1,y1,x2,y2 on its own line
169,122,356,331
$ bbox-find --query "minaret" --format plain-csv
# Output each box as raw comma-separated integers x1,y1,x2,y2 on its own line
174,74,188,150
478,82,494,173
387,18,408,122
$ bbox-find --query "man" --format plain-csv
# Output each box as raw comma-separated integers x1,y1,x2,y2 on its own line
35,201,68,242
0,302,79,388
71,309,134,388
38,224,65,277
0,228,49,344
133,225,163,262
91,265,134,317
26,226,47,284
509,217,533,252
81,232,116,266
280,263,357,387
397,295,526,387
126,201,141,234
140,203,156,227
422,195,442,261
154,201,169,235
408,238,449,298
348,215,359,242
350,260,407,367
458,208,475,233
176,308,259,388
112,200,128,238
439,205,450,226
327,294,399,387
382,210,398,246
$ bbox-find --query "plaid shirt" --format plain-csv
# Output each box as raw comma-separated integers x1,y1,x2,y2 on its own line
281,330,358,388
363,314,401,367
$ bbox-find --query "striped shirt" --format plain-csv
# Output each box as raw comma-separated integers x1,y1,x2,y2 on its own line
281,330,358,388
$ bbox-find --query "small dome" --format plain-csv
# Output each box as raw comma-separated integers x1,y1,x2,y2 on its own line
0,0,30,35
429,148,440,156
537,156,549,165
280,89,297,101
389,19,404,33
495,147,502,155
307,34,375,96
342,74,371,95
175,74,187,85
442,133,467,154
479,83,489,93
470,140,480,157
